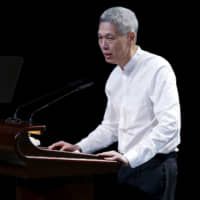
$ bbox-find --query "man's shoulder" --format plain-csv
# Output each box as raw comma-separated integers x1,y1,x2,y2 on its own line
139,48,171,68
140,48,176,82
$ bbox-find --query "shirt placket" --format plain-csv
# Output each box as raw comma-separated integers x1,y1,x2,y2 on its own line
119,72,129,129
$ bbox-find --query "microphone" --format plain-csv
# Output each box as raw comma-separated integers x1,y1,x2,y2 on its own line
29,82,94,124
12,79,85,121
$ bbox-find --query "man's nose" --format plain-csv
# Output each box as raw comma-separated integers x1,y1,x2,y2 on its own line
101,39,109,50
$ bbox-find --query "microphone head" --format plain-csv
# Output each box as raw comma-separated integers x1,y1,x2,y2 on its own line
79,82,94,90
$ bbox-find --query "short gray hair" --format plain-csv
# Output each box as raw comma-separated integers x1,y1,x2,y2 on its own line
99,7,139,39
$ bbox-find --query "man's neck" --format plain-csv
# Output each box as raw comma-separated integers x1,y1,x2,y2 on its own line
120,45,138,70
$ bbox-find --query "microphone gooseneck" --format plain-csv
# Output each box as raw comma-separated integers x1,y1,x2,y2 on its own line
28,82,94,124
12,80,85,121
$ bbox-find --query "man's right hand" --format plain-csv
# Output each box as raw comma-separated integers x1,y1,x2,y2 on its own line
48,141,82,152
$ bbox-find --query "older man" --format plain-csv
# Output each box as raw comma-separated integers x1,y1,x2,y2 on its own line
49,7,180,200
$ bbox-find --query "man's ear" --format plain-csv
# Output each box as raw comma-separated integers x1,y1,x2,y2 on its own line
129,32,136,43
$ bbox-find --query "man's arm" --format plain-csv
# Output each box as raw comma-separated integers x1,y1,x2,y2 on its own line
124,65,181,168
76,98,118,153
49,96,118,153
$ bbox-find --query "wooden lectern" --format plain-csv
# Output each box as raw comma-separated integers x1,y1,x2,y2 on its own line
0,121,120,200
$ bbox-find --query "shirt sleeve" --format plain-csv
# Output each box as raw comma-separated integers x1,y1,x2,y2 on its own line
124,65,181,168
76,90,118,154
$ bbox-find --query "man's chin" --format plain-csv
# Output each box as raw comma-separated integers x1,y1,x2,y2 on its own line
105,58,116,65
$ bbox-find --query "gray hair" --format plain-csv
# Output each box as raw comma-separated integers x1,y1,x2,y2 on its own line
99,7,139,41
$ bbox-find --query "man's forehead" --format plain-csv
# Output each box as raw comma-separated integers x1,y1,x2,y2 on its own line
98,22,119,35
98,30,116,36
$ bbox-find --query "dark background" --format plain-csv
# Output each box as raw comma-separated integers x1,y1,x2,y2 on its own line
0,1,198,199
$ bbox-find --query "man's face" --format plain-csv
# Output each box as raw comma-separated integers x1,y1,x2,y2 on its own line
98,22,130,66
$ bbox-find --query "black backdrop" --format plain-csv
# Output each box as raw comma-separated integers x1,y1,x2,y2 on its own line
0,1,198,199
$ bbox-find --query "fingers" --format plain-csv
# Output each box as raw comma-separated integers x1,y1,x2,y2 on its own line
97,150,130,166
97,151,118,160
48,141,81,152
104,155,118,161
60,144,71,151
97,151,119,162
101,151,119,161
48,141,68,150
97,150,117,157
48,141,62,150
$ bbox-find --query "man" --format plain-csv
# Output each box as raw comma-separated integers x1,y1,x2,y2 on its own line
49,7,181,200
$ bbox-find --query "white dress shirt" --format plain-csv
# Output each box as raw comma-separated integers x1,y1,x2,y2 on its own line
77,47,181,168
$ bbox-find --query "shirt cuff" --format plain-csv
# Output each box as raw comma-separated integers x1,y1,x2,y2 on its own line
123,149,140,168
75,140,91,154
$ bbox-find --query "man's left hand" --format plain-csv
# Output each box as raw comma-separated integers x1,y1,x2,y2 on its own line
97,150,130,166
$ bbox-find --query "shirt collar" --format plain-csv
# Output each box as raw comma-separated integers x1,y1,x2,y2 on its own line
120,46,142,76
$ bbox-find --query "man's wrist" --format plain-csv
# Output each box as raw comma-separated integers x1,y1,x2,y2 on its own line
73,145,82,152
